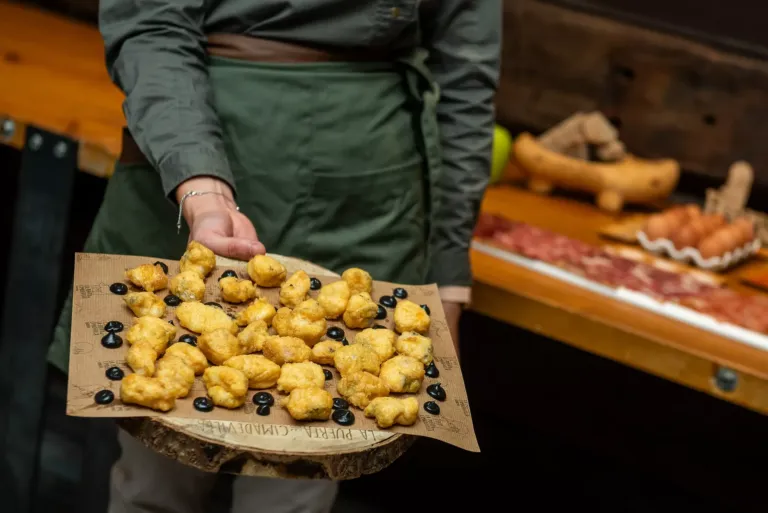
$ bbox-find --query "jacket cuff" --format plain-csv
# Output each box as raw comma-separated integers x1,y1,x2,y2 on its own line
439,286,471,305
428,248,472,288
157,144,237,200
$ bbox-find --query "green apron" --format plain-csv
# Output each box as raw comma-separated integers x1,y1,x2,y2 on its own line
49,51,442,373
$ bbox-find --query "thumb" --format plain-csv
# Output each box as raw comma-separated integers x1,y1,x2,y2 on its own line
196,233,265,261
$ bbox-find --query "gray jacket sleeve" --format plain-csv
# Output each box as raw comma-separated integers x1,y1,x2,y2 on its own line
100,0,235,197
423,0,501,287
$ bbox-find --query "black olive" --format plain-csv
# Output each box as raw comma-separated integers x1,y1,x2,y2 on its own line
109,283,128,295
94,390,114,405
341,337,349,346
310,277,322,290
168,320,174,325
420,304,431,316
164,294,181,306
332,398,349,410
104,320,124,333
101,332,123,349
105,367,124,381
253,392,274,406
153,261,169,274
332,409,355,426
326,327,345,341
427,383,446,401
372,324,387,330
179,334,197,346
256,404,271,416
219,270,237,280
424,401,440,415
323,369,333,380
193,397,214,412
425,362,439,378
205,302,223,309
379,295,397,308
393,287,408,299
375,305,387,320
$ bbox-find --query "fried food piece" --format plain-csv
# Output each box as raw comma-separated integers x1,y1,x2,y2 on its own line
337,371,390,409
126,341,158,376
237,320,269,353
203,366,248,409
123,292,166,318
262,336,312,366
317,280,351,319
354,328,396,363
169,270,206,302
125,316,176,354
165,342,208,375
393,299,430,334
125,263,167,292
341,268,372,295
379,355,425,393
176,301,238,334
364,396,419,428
235,297,277,327
395,332,433,365
277,362,325,393
247,255,287,287
310,340,344,365
273,299,327,347
179,240,215,277
155,355,195,398
333,344,381,377
342,292,378,329
219,276,256,304
223,354,281,389
282,387,333,421
198,329,241,365
279,270,311,307
120,374,176,412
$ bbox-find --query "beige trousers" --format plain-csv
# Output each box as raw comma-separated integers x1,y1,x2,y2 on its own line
109,430,338,513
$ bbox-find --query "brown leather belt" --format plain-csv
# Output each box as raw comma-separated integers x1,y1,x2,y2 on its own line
119,34,397,165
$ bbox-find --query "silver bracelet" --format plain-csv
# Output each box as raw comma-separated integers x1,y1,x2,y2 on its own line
177,190,240,234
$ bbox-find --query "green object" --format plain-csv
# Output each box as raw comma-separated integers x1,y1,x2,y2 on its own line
48,55,442,373
490,125,513,185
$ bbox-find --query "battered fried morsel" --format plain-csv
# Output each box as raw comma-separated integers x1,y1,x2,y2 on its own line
395,332,434,365
169,270,206,302
353,328,396,363
126,341,158,376
165,342,208,375
379,355,424,393
219,276,256,304
176,301,238,334
155,355,195,398
337,371,389,409
310,340,343,365
236,320,269,354
282,387,333,421
123,292,166,318
342,292,378,329
364,396,419,428
272,299,326,347
179,240,215,277
197,329,241,365
316,280,350,319
262,336,312,366
393,299,430,334
279,270,311,307
333,344,381,377
120,374,176,412
223,354,281,389
125,316,176,354
203,366,248,409
125,263,168,292
235,297,277,327
341,268,372,295
277,362,326,393
247,254,287,287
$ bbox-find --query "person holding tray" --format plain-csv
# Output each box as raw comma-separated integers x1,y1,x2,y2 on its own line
49,0,500,511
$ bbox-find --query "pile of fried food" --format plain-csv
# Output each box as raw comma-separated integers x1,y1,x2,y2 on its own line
118,242,433,429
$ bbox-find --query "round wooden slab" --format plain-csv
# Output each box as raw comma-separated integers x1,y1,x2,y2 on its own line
118,254,413,480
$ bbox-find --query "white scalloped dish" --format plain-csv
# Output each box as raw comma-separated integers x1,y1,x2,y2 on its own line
637,231,761,271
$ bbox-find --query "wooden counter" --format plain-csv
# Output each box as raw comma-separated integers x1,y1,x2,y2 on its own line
471,185,768,414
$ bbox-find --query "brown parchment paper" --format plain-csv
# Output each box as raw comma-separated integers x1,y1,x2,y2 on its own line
67,253,479,452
